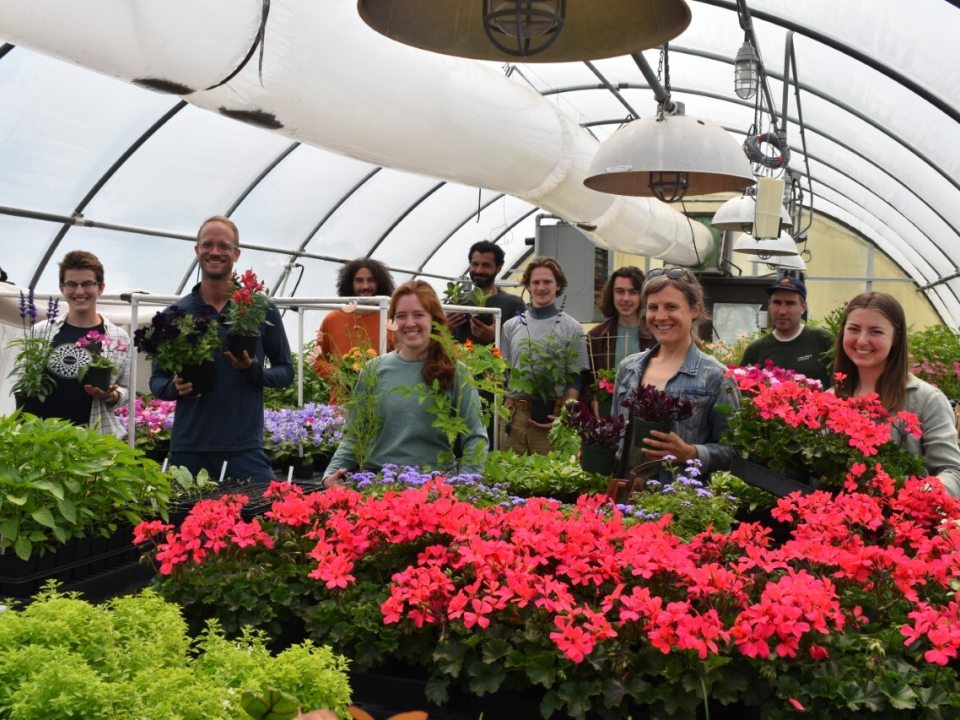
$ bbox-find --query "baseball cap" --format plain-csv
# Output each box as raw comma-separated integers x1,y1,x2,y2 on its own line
766,275,806,299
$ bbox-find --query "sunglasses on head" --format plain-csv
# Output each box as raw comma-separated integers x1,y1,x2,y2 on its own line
646,267,694,281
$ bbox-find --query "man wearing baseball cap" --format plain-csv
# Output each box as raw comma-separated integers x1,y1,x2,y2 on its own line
740,274,834,387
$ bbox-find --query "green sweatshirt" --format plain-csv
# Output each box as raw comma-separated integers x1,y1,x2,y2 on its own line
326,351,488,475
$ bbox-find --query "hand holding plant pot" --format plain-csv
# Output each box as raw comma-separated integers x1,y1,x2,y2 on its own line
224,268,272,360
75,329,127,392
133,307,222,394
509,335,581,423
620,384,693,469
560,400,625,475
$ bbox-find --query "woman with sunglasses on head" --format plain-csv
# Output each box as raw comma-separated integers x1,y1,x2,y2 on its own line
611,267,739,476
833,292,960,496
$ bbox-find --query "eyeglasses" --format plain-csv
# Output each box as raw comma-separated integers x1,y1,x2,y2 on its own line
197,241,237,252
62,280,100,290
646,267,695,281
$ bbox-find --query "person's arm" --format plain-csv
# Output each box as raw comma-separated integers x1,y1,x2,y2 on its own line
915,386,960,497
323,364,378,480
690,373,741,473
454,366,488,474
311,317,337,380
242,302,294,388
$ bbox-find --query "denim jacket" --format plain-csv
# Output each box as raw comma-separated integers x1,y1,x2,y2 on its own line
612,342,740,474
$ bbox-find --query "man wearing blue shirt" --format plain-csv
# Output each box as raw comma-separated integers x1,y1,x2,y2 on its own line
149,216,294,482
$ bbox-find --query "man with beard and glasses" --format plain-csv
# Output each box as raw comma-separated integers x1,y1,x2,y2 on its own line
149,215,293,482
445,241,524,345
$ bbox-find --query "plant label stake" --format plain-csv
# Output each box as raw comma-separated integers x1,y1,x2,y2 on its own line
287,466,294,484
219,460,228,484
161,458,169,473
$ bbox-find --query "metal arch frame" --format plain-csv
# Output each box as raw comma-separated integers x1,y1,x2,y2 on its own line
268,165,382,293
363,180,447,258
176,139,302,294
692,0,960,124
28,96,188,289
810,188,960,324
415,191,507,275
490,207,540,280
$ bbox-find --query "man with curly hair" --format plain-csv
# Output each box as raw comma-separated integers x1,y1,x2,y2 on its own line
311,258,395,393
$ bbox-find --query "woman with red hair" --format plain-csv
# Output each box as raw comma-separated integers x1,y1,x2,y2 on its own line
324,280,487,483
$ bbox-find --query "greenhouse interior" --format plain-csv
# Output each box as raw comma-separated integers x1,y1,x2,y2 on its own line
2,1,960,718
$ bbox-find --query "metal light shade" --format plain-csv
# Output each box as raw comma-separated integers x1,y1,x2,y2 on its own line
741,252,807,271
584,115,756,200
732,230,798,258
357,0,692,62
711,195,793,233
734,39,759,100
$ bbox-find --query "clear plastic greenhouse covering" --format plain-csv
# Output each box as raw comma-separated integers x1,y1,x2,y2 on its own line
0,0,958,325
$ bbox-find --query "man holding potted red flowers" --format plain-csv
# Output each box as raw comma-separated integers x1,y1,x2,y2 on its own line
147,215,293,482
17,250,130,438
612,268,739,478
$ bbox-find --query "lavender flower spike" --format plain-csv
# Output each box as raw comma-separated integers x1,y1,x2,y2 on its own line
18,291,27,320
46,297,59,322
27,288,37,322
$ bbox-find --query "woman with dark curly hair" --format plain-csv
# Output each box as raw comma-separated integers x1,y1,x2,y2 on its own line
323,280,487,484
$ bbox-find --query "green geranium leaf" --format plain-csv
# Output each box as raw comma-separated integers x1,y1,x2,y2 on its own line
467,658,505,696
425,674,450,706
5,494,27,506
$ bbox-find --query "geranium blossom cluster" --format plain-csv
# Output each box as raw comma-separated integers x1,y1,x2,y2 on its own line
115,397,176,436
727,364,926,486
224,268,272,336
134,474,960,675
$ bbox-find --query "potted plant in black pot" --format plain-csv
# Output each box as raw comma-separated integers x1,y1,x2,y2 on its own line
508,335,581,423
133,307,222,395
620,384,693,472
75,329,128,392
224,268,272,359
560,400,625,476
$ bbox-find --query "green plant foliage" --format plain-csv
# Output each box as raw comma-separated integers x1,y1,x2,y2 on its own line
508,335,582,403
0,585,352,720
908,324,960,402
264,343,331,408
482,450,607,500
0,412,172,559
701,331,760,368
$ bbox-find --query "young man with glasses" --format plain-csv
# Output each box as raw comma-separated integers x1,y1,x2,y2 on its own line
148,215,294,482
20,250,130,437
583,266,655,416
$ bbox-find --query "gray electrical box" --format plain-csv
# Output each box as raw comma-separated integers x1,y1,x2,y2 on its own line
536,223,609,323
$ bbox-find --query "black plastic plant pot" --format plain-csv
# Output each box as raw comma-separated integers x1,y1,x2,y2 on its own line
82,366,112,391
529,397,557,424
179,361,216,396
227,333,259,360
623,417,671,471
580,444,618,476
